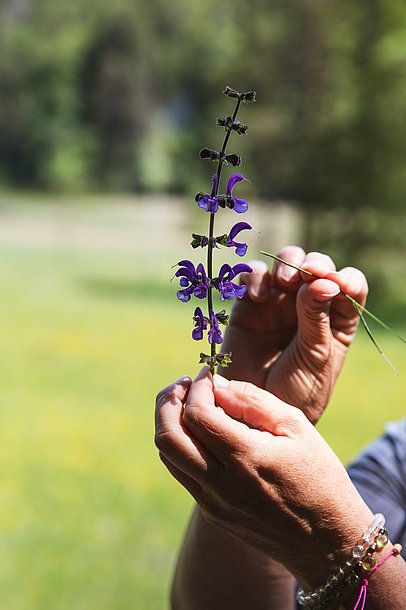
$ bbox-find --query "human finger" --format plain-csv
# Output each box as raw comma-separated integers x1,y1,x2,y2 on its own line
155,376,217,480
272,245,306,287
183,368,256,459
212,375,306,437
294,277,340,361
327,266,368,306
327,267,369,342
240,260,271,302
289,252,338,355
300,251,336,281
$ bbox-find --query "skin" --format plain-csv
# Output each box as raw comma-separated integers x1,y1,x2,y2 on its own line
155,371,406,610
220,245,369,423
156,246,397,609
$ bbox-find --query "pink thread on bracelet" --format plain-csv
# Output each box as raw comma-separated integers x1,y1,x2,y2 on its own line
353,546,401,610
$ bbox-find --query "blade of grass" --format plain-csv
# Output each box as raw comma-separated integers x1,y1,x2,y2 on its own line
344,294,406,344
352,302,399,375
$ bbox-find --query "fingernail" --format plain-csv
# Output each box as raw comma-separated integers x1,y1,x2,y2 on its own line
279,266,296,282
213,374,230,388
252,284,267,299
319,287,340,299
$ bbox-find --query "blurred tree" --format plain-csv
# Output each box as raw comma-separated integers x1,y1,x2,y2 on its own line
0,0,405,265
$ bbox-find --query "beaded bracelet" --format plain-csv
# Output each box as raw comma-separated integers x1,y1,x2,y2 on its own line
296,513,386,609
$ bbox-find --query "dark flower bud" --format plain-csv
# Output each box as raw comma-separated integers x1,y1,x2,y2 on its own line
200,147,220,161
217,115,234,130
217,195,227,208
223,87,256,103
223,86,240,99
225,153,242,167
215,352,232,367
217,116,248,135
217,116,228,128
199,352,213,365
215,310,230,325
241,90,256,103
215,234,229,247
191,233,209,248
234,120,248,135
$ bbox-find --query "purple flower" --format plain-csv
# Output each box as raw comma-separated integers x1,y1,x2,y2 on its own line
192,307,208,341
175,260,209,302
214,263,253,301
227,221,252,256
208,310,223,345
226,173,249,213
196,174,219,213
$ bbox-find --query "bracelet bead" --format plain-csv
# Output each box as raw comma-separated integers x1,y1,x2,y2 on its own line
297,513,386,608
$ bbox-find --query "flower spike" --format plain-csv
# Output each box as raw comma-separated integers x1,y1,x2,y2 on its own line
175,86,256,373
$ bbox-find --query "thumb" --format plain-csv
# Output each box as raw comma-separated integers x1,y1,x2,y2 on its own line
213,376,305,436
295,278,340,353
183,367,254,458
184,366,216,411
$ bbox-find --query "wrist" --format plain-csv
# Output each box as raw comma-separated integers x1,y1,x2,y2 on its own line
296,512,398,609
294,498,373,591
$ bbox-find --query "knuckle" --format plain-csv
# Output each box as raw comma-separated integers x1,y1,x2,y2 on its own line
181,403,200,427
155,388,169,408
230,380,257,402
274,405,307,436
154,429,174,454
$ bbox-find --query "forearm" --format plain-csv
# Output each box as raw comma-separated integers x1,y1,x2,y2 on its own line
171,506,295,610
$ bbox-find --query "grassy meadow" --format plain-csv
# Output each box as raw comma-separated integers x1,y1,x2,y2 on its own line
0,195,404,609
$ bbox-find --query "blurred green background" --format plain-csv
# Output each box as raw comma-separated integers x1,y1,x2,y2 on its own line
0,1,405,608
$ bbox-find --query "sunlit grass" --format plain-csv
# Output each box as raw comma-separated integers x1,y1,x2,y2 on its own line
0,233,404,609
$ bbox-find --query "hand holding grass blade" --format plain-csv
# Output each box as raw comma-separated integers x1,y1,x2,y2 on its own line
261,250,405,374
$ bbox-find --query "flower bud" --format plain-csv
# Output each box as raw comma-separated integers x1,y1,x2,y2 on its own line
199,352,213,365
199,147,220,161
241,90,256,103
215,310,230,325
217,116,248,135
234,120,248,135
223,86,240,99
225,153,242,167
215,352,232,367
215,234,229,247
191,233,209,248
